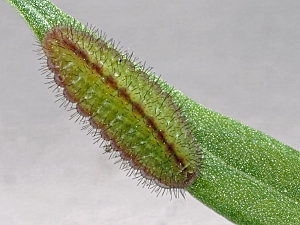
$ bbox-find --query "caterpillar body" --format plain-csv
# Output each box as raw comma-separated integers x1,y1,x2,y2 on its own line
41,25,201,197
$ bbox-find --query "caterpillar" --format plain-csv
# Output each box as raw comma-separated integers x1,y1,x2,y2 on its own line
40,24,202,198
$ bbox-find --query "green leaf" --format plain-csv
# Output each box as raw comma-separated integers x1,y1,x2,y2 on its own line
5,0,300,224
4,0,83,41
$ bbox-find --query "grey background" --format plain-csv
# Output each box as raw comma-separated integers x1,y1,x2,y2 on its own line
0,0,299,224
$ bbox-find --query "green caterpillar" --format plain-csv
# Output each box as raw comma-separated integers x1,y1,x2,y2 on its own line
41,25,202,197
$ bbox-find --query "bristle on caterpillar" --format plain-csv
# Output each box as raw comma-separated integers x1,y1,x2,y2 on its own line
40,24,201,198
